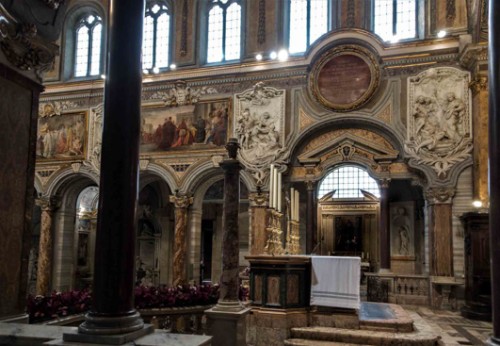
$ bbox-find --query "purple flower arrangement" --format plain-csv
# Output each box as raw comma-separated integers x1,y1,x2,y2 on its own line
26,283,250,324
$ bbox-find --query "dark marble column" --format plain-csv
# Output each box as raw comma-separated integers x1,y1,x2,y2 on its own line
305,181,317,254
169,194,193,286
217,139,243,307
379,179,391,271
487,1,500,343
66,0,150,342
35,197,58,295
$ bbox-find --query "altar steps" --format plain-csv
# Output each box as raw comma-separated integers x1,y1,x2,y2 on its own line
284,326,441,346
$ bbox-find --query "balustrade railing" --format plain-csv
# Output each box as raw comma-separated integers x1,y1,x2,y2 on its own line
366,273,430,305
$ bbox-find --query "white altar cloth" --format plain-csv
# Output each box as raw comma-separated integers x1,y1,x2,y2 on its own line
310,256,360,310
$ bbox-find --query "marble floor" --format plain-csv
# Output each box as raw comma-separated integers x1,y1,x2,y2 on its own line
406,306,493,346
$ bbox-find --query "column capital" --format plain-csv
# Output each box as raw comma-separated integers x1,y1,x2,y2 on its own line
248,191,269,207
35,196,60,211
425,186,456,204
469,76,488,95
379,178,391,189
169,194,193,209
305,180,317,191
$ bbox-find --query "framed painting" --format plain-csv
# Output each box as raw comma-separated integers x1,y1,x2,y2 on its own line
140,99,231,154
36,111,87,160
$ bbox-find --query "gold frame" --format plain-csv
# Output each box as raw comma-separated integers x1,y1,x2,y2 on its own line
309,45,380,112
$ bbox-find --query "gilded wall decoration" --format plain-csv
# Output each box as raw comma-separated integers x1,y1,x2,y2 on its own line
309,45,380,112
150,80,217,107
141,99,230,154
376,103,392,124
405,67,472,178
85,104,103,173
234,82,288,185
299,108,315,131
36,111,87,161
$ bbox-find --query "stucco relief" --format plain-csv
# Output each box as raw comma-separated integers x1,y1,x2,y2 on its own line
234,82,288,185
84,104,103,173
150,80,217,107
405,67,472,178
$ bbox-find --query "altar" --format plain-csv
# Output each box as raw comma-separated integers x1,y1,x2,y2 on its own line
246,255,361,310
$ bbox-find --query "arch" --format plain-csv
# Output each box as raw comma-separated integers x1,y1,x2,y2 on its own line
44,166,99,198
140,163,178,194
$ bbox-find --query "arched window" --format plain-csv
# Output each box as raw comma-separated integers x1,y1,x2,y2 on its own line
143,2,171,71
207,0,242,63
318,165,380,199
373,0,417,42
74,14,103,77
288,0,329,54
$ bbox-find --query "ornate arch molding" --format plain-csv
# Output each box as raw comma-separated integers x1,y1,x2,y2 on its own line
139,162,179,194
43,165,99,198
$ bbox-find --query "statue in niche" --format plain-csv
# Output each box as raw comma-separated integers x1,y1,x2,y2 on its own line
392,206,411,256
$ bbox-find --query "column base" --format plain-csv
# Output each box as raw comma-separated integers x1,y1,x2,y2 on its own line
378,268,392,274
486,336,500,346
205,306,251,346
211,300,247,312
63,311,152,345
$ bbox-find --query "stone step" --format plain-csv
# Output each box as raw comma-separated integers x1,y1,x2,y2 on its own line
285,339,365,346
290,327,440,346
359,302,414,333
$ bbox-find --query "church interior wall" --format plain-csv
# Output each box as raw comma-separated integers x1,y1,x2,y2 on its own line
15,0,486,309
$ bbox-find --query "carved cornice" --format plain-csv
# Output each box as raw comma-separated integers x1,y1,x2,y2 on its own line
0,4,59,81
469,76,488,95
35,196,60,211
169,194,193,209
257,0,266,45
459,44,488,70
425,186,456,204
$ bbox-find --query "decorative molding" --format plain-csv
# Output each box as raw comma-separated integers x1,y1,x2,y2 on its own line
405,67,472,179
257,0,266,45
459,44,488,70
71,162,81,173
446,0,456,22
139,159,150,171
39,101,81,117
35,166,61,187
298,108,315,131
0,5,58,81
248,191,269,207
83,103,103,174
376,103,392,123
346,0,355,28
35,196,60,210
180,0,188,56
151,80,218,106
169,193,193,209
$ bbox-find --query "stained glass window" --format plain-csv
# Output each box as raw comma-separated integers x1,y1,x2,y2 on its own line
74,14,103,77
374,0,417,42
289,0,329,54
207,0,241,63
143,2,171,70
318,165,380,199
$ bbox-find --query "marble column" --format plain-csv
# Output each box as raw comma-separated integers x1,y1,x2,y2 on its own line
169,194,193,286
425,187,455,276
305,181,317,254
487,1,500,343
35,197,58,296
470,76,489,206
65,0,151,343
248,191,269,255
206,139,250,346
379,179,391,271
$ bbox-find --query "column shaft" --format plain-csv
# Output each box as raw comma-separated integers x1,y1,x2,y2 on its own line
35,198,57,295
78,0,145,336
379,182,390,270
306,181,317,254
219,158,242,302
488,1,500,341
170,195,193,286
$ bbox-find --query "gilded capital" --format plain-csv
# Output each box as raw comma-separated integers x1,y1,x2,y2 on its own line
425,186,456,204
35,196,60,211
469,76,488,95
169,194,193,209
248,191,269,207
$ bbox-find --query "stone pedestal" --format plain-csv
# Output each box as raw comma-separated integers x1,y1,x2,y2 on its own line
205,307,250,346
170,194,193,286
247,309,308,346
